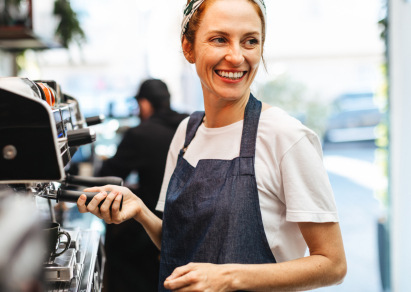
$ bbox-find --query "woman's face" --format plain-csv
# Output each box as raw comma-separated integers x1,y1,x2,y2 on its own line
187,0,263,103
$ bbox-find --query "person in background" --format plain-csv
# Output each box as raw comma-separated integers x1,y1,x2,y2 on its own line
78,0,347,291
97,79,188,292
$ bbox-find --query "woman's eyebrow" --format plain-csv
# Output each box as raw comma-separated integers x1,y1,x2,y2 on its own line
206,30,230,36
243,31,261,38
206,30,261,37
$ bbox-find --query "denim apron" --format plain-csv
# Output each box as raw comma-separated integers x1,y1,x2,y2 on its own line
159,94,276,291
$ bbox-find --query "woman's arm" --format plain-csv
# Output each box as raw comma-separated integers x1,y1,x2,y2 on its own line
77,185,163,249
163,222,347,291
133,198,163,249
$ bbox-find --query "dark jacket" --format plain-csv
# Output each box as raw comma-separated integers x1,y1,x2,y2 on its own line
98,108,188,292
99,108,188,212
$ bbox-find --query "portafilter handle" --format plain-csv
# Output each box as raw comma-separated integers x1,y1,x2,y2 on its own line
85,114,105,126
65,174,124,187
66,128,96,147
57,189,123,211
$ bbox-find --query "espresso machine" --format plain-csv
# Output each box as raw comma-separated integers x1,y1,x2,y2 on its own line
0,77,122,291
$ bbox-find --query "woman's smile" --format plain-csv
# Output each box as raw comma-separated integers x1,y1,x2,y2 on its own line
188,0,263,103
215,70,247,82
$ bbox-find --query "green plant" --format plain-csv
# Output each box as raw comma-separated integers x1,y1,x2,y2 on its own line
375,3,390,289
7,0,86,75
374,0,389,208
53,0,86,48
374,62,389,203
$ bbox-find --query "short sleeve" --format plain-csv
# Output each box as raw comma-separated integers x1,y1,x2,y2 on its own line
280,134,339,222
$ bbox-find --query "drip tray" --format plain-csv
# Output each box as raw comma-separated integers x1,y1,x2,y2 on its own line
44,248,76,282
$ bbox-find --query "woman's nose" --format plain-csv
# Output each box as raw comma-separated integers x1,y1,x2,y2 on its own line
225,44,245,66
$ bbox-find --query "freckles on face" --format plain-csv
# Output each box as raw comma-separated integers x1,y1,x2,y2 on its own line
191,0,263,100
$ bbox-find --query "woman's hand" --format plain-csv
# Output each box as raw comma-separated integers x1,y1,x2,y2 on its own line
164,263,231,292
162,223,346,292
76,185,143,224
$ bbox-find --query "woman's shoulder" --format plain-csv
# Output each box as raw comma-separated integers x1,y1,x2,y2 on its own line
259,105,319,149
260,105,309,131
173,115,190,140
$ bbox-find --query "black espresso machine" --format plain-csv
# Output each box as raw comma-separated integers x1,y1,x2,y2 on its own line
0,77,122,291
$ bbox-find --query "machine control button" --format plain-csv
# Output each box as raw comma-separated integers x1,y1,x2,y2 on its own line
3,145,17,160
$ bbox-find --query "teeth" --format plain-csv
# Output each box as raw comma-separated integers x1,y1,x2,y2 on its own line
217,70,244,80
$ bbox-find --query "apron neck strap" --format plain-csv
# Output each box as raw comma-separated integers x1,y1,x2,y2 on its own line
183,111,205,151
182,94,261,158
240,93,262,158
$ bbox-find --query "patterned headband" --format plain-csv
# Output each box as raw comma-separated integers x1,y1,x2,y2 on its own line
181,0,267,38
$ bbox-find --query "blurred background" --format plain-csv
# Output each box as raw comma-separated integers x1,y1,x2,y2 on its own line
1,0,411,291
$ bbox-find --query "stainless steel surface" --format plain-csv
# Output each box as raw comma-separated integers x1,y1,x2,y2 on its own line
44,229,104,292
0,78,106,291
67,229,81,251
44,248,76,282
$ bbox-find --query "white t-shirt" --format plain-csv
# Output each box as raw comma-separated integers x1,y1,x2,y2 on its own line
156,106,338,263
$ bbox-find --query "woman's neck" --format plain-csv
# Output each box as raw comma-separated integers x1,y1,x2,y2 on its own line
202,92,250,128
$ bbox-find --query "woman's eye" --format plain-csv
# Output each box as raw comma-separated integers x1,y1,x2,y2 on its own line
245,38,259,47
211,37,226,44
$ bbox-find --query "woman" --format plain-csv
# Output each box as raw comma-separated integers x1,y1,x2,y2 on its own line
77,0,347,291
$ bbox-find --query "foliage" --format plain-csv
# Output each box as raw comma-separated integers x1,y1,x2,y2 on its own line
3,0,86,74
378,0,388,45
53,0,86,48
1,0,86,48
256,74,329,139
375,0,389,209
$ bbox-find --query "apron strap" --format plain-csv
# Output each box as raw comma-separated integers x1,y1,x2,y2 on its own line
240,93,262,158
183,111,205,152
182,94,261,158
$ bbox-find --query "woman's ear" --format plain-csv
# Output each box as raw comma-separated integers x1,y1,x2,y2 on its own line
182,37,195,64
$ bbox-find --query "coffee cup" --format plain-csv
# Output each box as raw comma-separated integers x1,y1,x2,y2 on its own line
42,222,71,262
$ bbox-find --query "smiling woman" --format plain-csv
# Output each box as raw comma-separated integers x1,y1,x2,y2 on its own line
181,0,263,125
76,1,347,291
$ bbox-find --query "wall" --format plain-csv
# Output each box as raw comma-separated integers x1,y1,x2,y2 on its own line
389,0,411,291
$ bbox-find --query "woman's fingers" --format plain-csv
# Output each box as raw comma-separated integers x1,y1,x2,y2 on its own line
78,185,134,224
164,265,192,291
111,194,123,224
166,264,192,281
76,194,88,213
85,191,108,218
99,191,118,223
83,186,105,193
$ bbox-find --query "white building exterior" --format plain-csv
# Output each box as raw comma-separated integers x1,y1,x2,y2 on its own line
389,0,411,291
